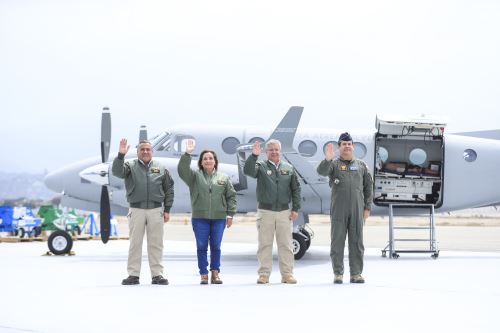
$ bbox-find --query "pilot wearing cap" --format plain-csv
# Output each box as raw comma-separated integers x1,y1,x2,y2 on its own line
317,132,373,284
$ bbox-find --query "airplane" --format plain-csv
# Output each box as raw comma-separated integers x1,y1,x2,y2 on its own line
44,106,500,258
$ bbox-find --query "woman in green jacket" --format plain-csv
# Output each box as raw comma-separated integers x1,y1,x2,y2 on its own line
177,139,237,284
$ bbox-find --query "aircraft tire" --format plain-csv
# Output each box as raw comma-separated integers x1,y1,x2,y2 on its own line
33,226,42,237
18,227,25,238
292,233,307,260
48,230,73,255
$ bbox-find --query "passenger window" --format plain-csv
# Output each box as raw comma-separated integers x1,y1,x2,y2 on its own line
409,148,427,166
377,146,389,163
463,149,477,162
221,137,240,154
298,140,318,157
323,141,338,153
354,142,367,159
249,137,265,144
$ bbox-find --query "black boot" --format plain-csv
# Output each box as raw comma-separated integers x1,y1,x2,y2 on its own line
122,275,139,285
152,275,169,285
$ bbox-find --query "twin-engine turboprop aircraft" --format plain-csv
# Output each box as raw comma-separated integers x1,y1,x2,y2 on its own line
44,106,500,257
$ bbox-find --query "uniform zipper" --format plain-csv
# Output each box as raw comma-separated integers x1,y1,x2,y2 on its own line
146,164,150,209
208,172,213,219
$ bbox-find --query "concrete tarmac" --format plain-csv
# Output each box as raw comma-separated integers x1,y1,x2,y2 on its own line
115,214,500,253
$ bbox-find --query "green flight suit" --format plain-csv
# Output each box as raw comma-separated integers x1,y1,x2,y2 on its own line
317,158,373,276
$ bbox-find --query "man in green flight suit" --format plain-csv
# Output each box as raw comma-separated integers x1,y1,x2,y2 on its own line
317,132,373,284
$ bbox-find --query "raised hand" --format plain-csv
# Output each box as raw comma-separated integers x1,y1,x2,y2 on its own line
325,142,335,161
252,141,262,156
119,138,130,155
186,139,196,154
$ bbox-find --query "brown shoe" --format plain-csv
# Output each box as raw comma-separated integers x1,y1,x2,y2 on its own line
257,275,269,284
200,274,209,285
334,274,343,284
350,274,365,284
281,275,297,284
211,270,223,284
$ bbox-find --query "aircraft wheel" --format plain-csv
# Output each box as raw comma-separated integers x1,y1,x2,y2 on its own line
75,225,82,236
33,226,42,237
48,230,73,255
18,227,25,238
391,253,400,259
301,229,312,250
292,233,307,260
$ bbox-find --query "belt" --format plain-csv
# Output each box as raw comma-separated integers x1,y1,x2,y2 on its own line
130,201,162,209
258,203,289,212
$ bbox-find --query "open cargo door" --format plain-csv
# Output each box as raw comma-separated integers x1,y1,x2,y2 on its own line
373,115,447,207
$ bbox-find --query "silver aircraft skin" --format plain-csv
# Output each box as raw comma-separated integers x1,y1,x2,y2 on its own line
44,107,500,255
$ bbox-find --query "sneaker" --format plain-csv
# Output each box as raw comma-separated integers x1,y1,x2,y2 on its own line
334,274,343,284
152,275,169,285
211,270,223,284
257,275,269,284
122,275,139,285
350,274,365,284
281,275,297,284
200,274,209,285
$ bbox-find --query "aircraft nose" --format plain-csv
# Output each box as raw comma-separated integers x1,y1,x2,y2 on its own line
44,170,64,193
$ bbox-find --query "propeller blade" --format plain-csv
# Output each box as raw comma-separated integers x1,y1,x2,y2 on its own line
101,108,111,163
100,186,111,243
139,125,148,142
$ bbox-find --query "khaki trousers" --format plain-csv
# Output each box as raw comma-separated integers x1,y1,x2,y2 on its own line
127,207,165,277
256,209,294,277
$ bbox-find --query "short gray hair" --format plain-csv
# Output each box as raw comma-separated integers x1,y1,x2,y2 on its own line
266,139,281,150
137,140,152,151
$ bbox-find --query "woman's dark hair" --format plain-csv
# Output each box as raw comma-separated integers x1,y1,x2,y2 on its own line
198,150,219,171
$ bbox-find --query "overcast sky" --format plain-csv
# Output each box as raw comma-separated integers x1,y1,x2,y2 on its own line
1,0,499,173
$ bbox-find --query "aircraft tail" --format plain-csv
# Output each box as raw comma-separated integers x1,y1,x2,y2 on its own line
268,106,304,151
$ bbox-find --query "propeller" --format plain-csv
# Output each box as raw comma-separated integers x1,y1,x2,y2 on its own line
100,107,111,243
139,125,148,142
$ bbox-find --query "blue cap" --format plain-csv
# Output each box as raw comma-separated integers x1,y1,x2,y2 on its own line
339,132,352,142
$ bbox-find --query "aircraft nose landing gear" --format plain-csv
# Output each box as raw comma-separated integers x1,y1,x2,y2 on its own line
47,230,73,255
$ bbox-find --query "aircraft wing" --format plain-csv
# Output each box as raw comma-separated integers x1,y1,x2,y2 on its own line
454,129,500,140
